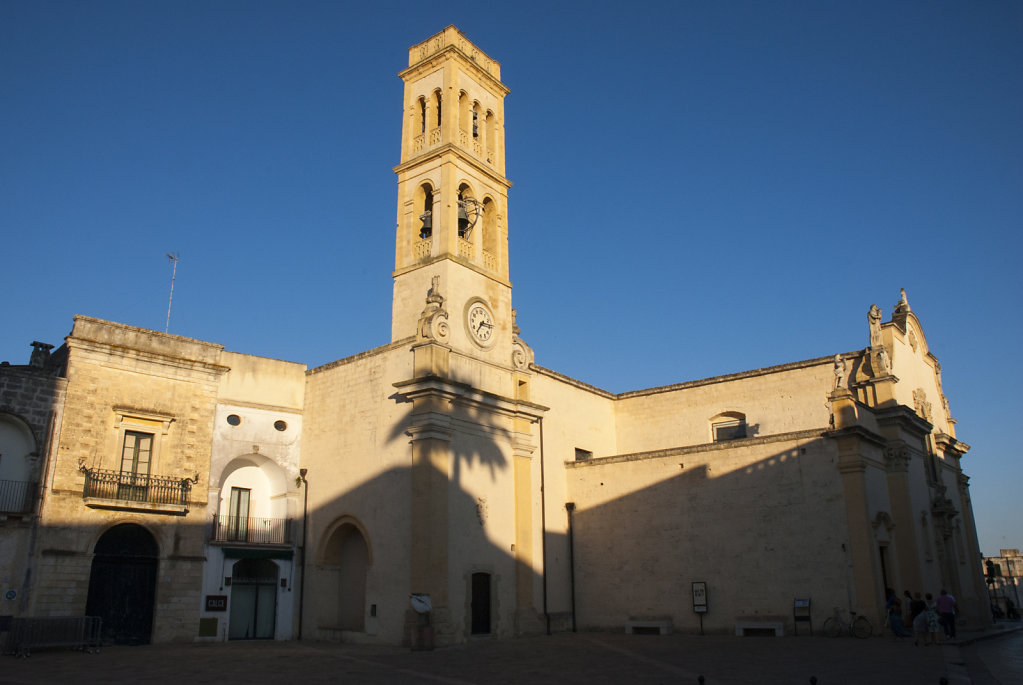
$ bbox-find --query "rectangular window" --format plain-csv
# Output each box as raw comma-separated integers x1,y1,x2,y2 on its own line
228,487,251,541
712,420,747,442
118,430,152,500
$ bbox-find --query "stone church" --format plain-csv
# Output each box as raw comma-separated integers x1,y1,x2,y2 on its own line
0,27,987,646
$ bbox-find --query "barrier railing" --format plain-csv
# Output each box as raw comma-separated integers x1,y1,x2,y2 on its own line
0,480,34,514
3,616,102,657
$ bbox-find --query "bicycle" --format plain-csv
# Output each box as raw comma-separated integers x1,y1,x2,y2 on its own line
822,608,873,638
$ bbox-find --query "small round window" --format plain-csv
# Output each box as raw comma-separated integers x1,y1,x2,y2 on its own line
274,420,287,432
226,414,241,426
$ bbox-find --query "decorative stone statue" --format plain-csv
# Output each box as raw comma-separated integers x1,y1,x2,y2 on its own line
876,345,891,375
833,354,847,390
868,304,882,348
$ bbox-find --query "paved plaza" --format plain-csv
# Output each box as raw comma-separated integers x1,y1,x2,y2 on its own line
2,624,1020,685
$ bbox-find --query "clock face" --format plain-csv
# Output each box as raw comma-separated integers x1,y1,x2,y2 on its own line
467,303,494,345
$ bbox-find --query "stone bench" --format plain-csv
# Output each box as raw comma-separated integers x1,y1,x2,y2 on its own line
734,618,785,636
625,619,672,635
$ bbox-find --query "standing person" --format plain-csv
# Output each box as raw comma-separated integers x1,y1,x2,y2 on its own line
911,592,928,646
924,593,942,644
936,589,957,638
903,590,914,629
885,588,910,637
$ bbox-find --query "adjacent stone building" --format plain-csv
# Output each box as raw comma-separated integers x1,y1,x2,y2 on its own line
0,26,988,645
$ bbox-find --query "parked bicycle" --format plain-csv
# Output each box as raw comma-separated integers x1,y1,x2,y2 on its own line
822,608,873,638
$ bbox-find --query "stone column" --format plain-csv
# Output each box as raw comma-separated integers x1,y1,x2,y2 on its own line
883,442,922,593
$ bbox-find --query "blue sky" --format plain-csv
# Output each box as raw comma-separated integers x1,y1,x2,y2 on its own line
2,1,1020,556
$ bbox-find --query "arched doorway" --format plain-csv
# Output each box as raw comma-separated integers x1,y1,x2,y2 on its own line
85,524,158,645
322,522,369,631
228,558,279,640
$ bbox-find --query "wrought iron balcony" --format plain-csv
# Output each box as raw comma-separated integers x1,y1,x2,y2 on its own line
209,514,294,546
0,479,36,514
79,466,197,514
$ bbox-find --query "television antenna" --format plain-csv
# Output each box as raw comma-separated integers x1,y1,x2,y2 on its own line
165,253,179,333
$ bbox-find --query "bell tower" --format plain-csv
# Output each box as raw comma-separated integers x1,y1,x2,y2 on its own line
391,26,512,362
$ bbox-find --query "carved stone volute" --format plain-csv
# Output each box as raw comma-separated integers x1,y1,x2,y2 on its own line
510,308,534,371
416,275,449,343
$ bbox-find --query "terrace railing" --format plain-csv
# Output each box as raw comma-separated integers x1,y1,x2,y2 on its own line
209,514,294,546
80,467,197,511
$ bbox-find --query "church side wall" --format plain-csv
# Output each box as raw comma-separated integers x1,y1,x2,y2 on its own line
529,371,617,626
566,433,850,634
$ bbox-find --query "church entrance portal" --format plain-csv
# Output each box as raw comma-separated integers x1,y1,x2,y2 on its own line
228,558,279,639
85,524,158,645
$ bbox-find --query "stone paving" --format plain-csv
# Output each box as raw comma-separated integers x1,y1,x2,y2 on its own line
2,623,1020,685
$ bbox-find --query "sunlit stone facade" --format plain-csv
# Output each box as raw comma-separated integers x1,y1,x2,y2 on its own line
0,26,987,645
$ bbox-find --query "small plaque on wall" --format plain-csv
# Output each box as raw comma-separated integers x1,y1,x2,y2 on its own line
205,595,228,612
692,581,708,613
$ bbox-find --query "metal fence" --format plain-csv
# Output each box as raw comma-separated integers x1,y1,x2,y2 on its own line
3,616,102,657
81,468,192,506
0,480,34,514
210,514,294,545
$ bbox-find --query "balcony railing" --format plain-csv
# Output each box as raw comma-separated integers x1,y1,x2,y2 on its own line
0,479,35,514
80,467,196,509
209,514,294,545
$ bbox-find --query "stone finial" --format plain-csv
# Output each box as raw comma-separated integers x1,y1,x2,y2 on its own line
895,288,910,312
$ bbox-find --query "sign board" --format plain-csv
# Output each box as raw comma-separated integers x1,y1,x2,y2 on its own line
205,595,228,612
692,581,708,613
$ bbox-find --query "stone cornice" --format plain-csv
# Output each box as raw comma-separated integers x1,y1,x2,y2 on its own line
393,374,548,420
392,252,513,288
566,429,825,468
825,425,888,449
394,144,513,189
874,405,933,436
934,432,970,458
68,337,229,382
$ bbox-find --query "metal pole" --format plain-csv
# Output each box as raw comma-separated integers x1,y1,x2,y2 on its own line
297,469,308,640
165,253,178,333
539,417,550,635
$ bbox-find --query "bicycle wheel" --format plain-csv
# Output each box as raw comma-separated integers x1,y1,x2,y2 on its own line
822,616,842,638
851,615,873,639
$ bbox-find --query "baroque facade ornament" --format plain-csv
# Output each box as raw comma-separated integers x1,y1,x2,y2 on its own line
416,275,450,342
913,388,932,422
884,444,911,472
511,308,534,370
